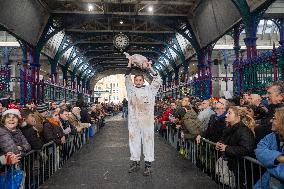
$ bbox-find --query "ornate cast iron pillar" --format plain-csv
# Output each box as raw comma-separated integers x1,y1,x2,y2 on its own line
207,47,213,97
277,19,284,48
174,69,179,86
19,43,29,105
197,48,210,99
244,36,258,59
183,62,189,82
272,43,278,82
29,48,41,104
167,74,172,89
232,24,243,96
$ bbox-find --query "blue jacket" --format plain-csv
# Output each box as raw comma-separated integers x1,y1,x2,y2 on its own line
254,133,284,189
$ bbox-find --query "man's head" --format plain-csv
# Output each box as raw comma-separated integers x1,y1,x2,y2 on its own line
181,96,190,107
214,98,228,116
267,81,284,105
134,75,145,88
72,107,81,117
199,100,210,110
170,101,177,110
163,103,168,109
51,101,57,109
243,92,250,102
250,94,262,106
91,104,97,112
59,109,69,121
22,109,36,126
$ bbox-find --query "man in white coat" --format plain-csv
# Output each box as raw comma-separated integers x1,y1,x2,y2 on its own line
125,59,162,176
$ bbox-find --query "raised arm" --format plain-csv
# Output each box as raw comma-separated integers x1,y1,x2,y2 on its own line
148,64,162,95
125,60,135,93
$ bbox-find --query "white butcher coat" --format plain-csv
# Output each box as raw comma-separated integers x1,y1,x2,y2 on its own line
125,73,162,162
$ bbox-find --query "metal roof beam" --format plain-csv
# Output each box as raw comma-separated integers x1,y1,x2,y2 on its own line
66,29,174,34
54,0,193,6
52,11,187,17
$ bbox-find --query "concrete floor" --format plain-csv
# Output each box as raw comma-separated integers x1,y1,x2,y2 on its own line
40,115,220,189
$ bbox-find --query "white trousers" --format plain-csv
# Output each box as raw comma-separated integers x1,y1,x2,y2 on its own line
128,118,154,162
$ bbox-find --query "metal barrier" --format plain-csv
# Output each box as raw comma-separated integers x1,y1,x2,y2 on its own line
160,124,283,189
1,123,101,189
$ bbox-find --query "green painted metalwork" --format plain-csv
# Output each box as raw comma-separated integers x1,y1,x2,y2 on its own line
239,47,284,95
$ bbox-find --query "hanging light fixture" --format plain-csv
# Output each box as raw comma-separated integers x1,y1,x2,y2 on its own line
148,5,153,12
88,4,94,11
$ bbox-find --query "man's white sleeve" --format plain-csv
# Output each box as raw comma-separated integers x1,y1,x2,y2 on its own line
149,74,162,95
125,74,135,93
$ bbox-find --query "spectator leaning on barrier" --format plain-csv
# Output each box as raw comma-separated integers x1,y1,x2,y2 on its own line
196,98,228,144
90,104,100,124
255,107,284,188
216,106,256,189
255,81,284,144
0,108,31,156
43,110,65,145
158,103,172,135
20,109,44,150
249,94,268,122
181,104,202,141
78,101,92,124
59,109,78,137
33,104,49,138
197,99,215,131
69,107,89,131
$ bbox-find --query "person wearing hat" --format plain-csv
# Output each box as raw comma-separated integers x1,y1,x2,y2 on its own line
20,109,43,150
33,104,49,138
0,108,31,156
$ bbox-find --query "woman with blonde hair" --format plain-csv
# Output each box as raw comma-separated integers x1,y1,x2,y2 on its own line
255,107,284,188
216,106,255,189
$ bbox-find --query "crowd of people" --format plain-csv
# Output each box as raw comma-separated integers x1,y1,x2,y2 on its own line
1,80,284,188
0,100,121,170
154,81,284,188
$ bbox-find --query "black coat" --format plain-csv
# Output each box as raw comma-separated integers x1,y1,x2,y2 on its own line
255,103,284,144
20,124,43,150
80,107,91,123
60,119,77,136
202,113,226,143
43,122,64,145
221,122,255,170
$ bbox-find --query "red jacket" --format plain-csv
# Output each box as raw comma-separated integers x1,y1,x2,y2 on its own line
159,108,173,129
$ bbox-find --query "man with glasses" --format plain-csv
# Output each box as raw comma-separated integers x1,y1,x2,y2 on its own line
255,81,284,144
196,98,228,144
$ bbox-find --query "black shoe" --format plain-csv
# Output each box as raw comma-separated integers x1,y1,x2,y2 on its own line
128,161,140,173
143,167,152,176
